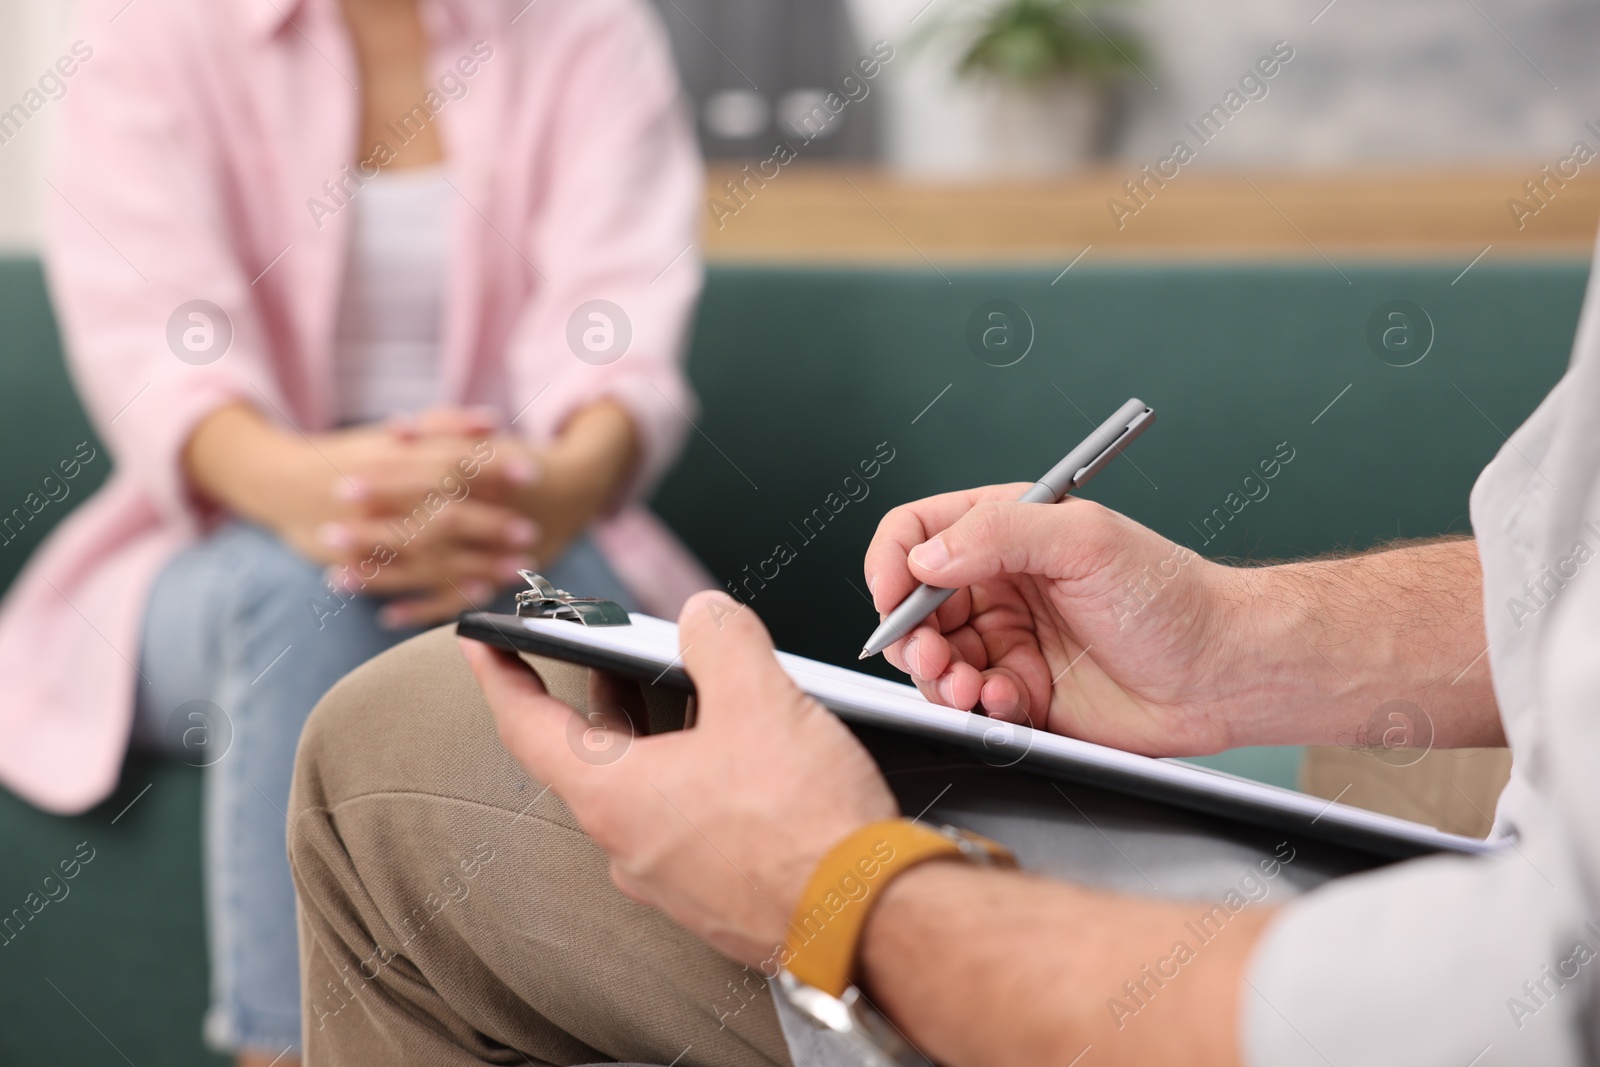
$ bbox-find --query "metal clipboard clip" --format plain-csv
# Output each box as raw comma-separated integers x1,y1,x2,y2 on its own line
513,570,631,627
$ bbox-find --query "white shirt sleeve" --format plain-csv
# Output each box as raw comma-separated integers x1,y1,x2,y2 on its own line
1246,445,1600,1066
1243,821,1594,1066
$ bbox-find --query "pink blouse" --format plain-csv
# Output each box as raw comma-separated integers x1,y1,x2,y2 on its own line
0,0,712,813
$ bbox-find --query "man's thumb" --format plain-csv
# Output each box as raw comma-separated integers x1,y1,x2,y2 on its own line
677,591,796,717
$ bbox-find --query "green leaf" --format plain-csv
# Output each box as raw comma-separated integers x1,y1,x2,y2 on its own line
932,0,1146,87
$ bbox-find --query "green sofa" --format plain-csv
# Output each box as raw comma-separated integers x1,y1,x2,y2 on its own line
0,255,1583,1063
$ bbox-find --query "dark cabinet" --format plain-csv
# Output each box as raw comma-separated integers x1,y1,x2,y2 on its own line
648,0,878,159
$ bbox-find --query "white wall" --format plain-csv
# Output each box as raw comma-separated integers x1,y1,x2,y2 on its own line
1113,0,1595,167
0,0,71,251
2,0,1596,250
850,0,1600,176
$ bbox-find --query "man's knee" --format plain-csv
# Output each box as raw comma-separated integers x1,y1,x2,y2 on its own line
287,627,792,1067
291,626,585,822
287,625,585,1042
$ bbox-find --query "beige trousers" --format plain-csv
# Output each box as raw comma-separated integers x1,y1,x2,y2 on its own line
287,627,1426,1066
288,625,792,1067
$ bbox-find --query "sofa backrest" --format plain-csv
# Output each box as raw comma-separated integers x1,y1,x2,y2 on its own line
0,259,108,585
1,257,1584,676
656,262,1583,676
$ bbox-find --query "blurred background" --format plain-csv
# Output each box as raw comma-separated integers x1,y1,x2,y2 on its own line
1,1,1595,1061
7,0,1600,242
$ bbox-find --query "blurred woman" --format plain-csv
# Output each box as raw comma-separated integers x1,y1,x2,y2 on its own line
0,0,710,1062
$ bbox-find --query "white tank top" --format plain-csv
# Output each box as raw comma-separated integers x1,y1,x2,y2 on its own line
331,164,450,426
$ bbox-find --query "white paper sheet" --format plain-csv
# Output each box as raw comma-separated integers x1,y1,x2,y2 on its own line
507,613,1495,858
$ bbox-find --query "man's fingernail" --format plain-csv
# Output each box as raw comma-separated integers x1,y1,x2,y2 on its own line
984,692,1022,723
936,674,955,706
685,589,740,624
903,636,920,677
689,589,735,610
505,519,538,546
318,522,354,550
909,537,950,571
995,704,1027,725
335,478,367,502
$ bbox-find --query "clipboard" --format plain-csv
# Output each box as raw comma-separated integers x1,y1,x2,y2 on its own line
458,587,1497,863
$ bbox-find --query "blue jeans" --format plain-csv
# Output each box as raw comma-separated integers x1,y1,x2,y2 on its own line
133,522,636,1054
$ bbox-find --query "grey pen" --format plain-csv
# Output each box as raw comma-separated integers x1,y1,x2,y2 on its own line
860,397,1155,659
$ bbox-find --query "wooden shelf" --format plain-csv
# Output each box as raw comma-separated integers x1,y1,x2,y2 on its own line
702,164,1600,266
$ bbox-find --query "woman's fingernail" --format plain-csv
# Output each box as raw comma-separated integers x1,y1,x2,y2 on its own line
318,522,354,550
903,636,921,677
505,457,538,485
505,519,539,547
335,478,367,503
909,537,950,571
497,557,537,582
936,674,956,706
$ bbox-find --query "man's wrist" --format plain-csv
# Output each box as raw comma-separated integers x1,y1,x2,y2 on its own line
852,860,1026,1052
783,821,1015,997
856,859,964,986
769,818,1017,1066
1219,540,1494,748
1214,561,1378,746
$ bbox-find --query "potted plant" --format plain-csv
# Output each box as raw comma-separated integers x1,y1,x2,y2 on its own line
940,0,1145,173
845,0,1146,177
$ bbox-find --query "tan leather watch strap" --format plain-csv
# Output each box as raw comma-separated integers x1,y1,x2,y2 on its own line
784,818,1015,996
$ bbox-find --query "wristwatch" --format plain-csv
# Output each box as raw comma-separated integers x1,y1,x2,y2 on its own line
775,819,1017,1067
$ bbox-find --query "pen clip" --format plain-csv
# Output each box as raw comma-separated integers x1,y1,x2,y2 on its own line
1071,406,1155,487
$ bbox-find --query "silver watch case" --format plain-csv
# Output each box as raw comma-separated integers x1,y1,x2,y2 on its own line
777,970,934,1067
